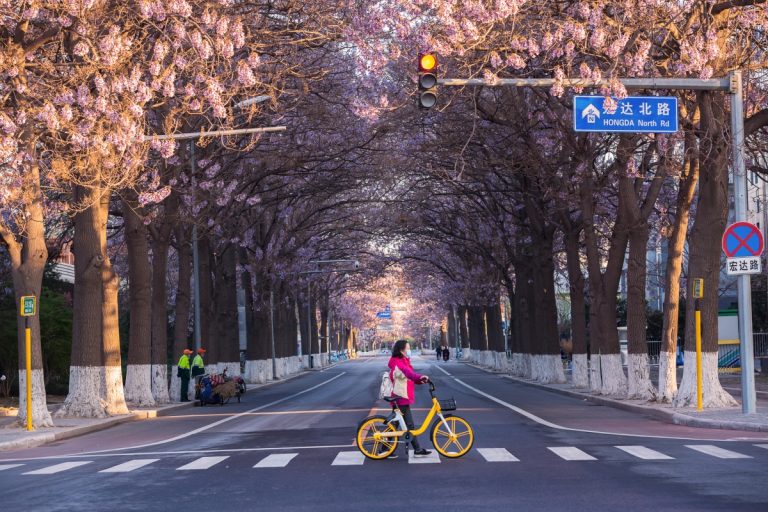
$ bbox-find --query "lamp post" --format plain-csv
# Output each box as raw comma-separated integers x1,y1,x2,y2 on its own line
147,95,281,354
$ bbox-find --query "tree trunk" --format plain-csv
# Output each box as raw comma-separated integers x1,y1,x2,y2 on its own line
626,223,656,399
512,269,534,378
3,160,52,427
170,225,192,402
122,196,155,406
659,140,699,402
447,307,457,349
582,164,630,396
531,231,566,383
245,274,271,383
197,236,215,373
150,231,171,403
565,227,588,388
458,305,470,353
675,92,737,408
59,185,128,417
214,245,240,375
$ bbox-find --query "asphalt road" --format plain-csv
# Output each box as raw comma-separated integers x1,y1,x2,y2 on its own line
2,356,768,512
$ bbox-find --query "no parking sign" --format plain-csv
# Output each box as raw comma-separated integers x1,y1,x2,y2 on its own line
722,222,764,275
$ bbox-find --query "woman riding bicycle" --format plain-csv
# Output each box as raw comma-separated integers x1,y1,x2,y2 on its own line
388,339,431,457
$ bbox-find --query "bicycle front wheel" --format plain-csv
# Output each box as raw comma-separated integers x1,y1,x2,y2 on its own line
430,414,473,458
356,415,397,460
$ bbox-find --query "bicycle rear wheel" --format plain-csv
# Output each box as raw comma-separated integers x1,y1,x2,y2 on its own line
430,414,473,458
356,415,397,460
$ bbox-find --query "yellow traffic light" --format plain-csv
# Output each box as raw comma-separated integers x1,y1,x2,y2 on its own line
419,53,437,72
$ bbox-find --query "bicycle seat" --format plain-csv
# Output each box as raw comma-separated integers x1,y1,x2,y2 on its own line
383,396,400,403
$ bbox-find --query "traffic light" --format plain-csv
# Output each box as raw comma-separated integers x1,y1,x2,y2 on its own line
418,53,438,109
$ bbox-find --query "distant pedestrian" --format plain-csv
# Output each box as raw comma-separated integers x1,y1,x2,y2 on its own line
177,349,193,402
436,346,442,361
442,346,449,362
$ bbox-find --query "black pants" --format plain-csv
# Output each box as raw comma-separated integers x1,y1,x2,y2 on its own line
179,369,190,401
399,405,422,451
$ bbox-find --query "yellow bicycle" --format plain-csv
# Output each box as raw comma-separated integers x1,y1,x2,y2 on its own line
356,381,474,460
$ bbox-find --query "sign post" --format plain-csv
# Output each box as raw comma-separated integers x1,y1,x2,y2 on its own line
20,295,36,431
692,279,704,412
722,221,763,413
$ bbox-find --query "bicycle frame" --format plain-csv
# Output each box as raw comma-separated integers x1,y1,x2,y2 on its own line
377,396,453,439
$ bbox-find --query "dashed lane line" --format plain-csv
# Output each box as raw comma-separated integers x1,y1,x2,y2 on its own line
176,456,230,470
99,459,160,473
548,447,597,461
477,448,519,462
685,445,752,459
254,453,298,468
331,451,365,466
615,446,674,460
23,461,93,475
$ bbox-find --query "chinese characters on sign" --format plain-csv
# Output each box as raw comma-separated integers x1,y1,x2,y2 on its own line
573,96,678,133
726,257,762,276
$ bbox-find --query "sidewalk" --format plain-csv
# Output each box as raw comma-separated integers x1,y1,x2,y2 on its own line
464,361,768,433
0,366,319,452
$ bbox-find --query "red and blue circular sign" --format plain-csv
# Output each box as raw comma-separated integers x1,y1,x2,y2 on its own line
722,222,764,258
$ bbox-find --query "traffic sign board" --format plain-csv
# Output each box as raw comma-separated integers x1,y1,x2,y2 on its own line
573,96,678,133
20,295,36,317
722,222,764,258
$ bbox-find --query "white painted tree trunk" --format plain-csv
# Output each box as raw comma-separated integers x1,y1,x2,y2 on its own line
520,353,533,379
151,364,170,404
17,369,53,428
627,353,657,400
124,364,155,407
530,355,566,384
571,354,589,389
673,352,738,408
509,353,524,376
104,366,129,415
245,359,272,383
657,350,678,403
57,366,129,418
599,354,627,397
460,348,471,361
169,374,182,403
589,355,602,393
217,362,240,376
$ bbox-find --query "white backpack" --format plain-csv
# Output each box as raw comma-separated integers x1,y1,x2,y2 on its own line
378,370,393,399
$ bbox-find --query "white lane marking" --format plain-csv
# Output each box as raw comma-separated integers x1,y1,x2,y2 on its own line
331,451,365,466
408,450,441,464
99,459,160,473
0,443,355,463
447,373,763,442
176,456,229,470
477,448,519,462
254,453,298,468
548,447,596,461
28,372,348,458
615,446,674,460
685,445,752,459
0,464,23,471
433,365,451,376
23,461,93,475
755,444,768,450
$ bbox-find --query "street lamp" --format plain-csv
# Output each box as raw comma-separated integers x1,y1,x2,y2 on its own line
164,95,277,353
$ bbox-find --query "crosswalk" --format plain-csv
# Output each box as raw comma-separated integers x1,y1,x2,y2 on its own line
3,444,766,475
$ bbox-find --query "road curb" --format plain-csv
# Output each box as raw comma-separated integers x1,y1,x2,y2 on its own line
462,362,768,433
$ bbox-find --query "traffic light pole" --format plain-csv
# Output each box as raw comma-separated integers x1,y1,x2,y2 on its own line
437,71,756,413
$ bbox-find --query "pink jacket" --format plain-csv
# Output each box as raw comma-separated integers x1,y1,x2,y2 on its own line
388,356,423,406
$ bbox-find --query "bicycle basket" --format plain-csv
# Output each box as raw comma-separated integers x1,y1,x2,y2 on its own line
438,398,457,411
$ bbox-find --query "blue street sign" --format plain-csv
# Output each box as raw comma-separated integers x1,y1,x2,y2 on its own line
376,311,391,319
573,96,678,133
